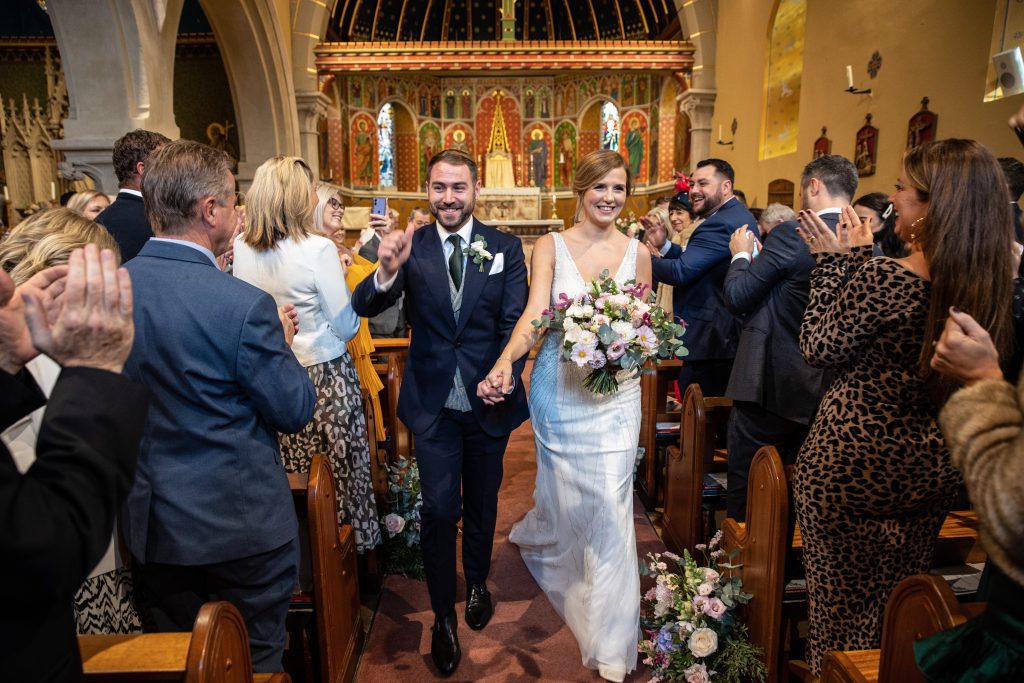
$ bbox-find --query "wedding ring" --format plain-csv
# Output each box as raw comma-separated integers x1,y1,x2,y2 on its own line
809,236,816,242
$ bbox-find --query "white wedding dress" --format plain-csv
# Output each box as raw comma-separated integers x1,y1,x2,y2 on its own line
510,233,641,677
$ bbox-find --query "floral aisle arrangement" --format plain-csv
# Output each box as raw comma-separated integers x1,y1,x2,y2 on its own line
532,271,687,395
638,532,767,682
379,457,425,579
615,212,643,238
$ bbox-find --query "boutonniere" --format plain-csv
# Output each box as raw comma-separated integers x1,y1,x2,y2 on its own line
463,235,493,272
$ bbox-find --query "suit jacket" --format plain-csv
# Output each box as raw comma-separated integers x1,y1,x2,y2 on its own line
722,215,838,423
0,367,149,683
357,232,381,263
95,191,152,262
651,197,758,361
122,240,315,565
351,220,529,437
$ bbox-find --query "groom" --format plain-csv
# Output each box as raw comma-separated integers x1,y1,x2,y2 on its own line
352,150,529,676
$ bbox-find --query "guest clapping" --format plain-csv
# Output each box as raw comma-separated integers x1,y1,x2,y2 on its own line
233,157,382,552
793,139,1014,674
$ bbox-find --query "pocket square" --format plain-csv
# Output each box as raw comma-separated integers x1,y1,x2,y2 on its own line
489,252,504,275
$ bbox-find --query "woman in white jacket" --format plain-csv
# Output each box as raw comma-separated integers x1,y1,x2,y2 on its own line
233,156,381,552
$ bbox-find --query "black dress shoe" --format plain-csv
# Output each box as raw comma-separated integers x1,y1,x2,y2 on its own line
431,612,460,676
465,583,493,630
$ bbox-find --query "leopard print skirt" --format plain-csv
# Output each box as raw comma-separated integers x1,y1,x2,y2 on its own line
279,352,382,552
74,568,142,635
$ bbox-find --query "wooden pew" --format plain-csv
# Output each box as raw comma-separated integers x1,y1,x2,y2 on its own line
820,574,984,683
662,383,731,555
80,600,290,682
368,337,412,465
721,447,985,683
288,455,364,683
637,359,682,508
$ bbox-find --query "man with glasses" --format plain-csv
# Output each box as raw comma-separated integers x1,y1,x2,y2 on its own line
120,140,315,673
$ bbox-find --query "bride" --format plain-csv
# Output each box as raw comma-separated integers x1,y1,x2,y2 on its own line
477,150,651,681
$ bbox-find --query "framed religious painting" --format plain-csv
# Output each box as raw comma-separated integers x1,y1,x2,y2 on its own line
855,113,879,177
813,126,831,159
906,97,938,150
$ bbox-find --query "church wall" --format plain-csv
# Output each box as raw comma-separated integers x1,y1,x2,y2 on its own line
173,42,239,167
711,0,1024,206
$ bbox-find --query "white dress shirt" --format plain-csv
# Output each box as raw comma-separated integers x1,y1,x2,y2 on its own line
233,233,359,367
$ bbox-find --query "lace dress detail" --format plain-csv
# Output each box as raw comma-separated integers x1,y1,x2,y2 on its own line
509,233,641,675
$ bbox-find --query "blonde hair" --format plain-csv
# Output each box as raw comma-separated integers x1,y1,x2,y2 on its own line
66,190,108,215
243,156,314,251
759,203,797,228
572,150,632,223
646,205,671,232
312,184,341,236
0,208,110,274
10,228,120,285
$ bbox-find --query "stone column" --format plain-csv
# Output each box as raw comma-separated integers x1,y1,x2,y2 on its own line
295,91,331,174
678,88,716,171
47,0,182,192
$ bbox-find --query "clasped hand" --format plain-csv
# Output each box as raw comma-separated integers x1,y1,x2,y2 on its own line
930,307,1003,385
729,224,760,257
477,358,514,405
796,206,872,254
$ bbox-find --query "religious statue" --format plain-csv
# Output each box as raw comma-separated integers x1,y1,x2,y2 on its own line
353,119,374,186
528,129,548,189
525,89,535,119
422,125,440,175
430,94,441,118
461,89,473,118
205,121,238,171
451,128,470,153
539,90,549,118
624,117,645,177
445,90,456,119
558,129,575,187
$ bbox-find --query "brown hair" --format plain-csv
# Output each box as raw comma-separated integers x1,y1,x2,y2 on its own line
905,139,1014,397
426,150,478,185
571,150,632,223
243,156,314,251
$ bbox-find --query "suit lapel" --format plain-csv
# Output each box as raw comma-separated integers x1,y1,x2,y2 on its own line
413,225,457,330
456,226,490,335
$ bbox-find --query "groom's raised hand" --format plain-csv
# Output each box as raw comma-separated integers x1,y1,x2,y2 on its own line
377,223,415,281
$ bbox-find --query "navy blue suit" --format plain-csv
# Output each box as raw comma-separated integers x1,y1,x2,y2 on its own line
651,196,757,396
352,220,529,617
122,239,315,671
96,191,152,262
721,215,837,520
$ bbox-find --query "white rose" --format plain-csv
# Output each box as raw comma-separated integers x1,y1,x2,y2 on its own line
703,568,720,584
683,663,711,683
384,513,406,537
606,293,631,309
572,329,597,346
688,627,718,658
697,582,714,596
611,320,636,340
566,303,594,319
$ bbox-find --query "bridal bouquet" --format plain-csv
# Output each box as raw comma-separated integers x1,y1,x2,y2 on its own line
638,532,767,682
379,457,425,579
532,270,686,395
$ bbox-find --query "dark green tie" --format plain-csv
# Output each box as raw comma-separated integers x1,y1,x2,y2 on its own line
447,234,464,290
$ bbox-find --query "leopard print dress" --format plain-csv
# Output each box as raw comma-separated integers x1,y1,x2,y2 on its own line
795,247,961,675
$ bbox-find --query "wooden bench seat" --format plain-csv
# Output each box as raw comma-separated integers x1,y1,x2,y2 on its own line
662,383,732,555
80,601,290,682
288,455,363,683
820,574,983,683
637,360,682,506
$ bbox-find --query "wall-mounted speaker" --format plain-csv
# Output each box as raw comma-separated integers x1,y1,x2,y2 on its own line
994,47,1024,97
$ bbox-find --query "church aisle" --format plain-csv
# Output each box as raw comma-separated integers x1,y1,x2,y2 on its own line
355,414,664,682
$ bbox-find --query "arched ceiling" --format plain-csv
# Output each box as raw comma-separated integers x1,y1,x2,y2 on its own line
329,0,681,42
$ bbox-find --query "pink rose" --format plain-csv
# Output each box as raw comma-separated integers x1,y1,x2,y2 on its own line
684,663,710,683
703,597,728,620
384,513,406,536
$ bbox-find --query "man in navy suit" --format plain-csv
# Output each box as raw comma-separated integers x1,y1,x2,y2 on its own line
96,129,171,261
121,140,315,672
650,158,758,397
352,150,529,676
722,155,857,520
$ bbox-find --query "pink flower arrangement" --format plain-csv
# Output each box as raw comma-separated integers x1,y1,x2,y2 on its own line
533,271,687,395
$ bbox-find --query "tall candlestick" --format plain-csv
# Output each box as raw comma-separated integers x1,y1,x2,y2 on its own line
50,181,56,200
845,65,854,89
718,124,723,142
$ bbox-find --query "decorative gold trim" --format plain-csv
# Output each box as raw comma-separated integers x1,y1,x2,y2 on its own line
420,0,435,41
561,0,577,40
370,0,382,40
294,31,321,40
397,0,409,38
614,0,626,38
633,0,650,33
586,0,601,39
347,0,362,38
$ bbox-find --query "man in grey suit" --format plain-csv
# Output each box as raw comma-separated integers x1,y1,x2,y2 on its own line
721,155,857,521
121,140,315,671
359,205,409,337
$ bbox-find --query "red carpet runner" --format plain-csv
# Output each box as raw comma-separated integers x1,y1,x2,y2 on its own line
356,411,664,681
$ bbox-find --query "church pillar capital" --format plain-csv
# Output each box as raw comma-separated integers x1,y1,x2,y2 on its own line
295,91,331,174
678,89,717,172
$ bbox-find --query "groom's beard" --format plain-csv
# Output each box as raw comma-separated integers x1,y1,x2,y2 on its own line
432,196,477,230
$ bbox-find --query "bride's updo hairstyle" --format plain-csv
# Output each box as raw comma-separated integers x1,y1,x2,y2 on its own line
572,150,633,224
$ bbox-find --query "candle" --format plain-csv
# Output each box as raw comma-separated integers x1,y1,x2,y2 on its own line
846,65,854,89
50,181,56,200
718,124,723,141
2,185,8,201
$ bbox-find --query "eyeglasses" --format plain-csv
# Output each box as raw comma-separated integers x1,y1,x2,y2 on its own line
327,198,343,210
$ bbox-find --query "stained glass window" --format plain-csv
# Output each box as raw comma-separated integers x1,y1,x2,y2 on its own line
377,103,396,188
601,102,620,151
